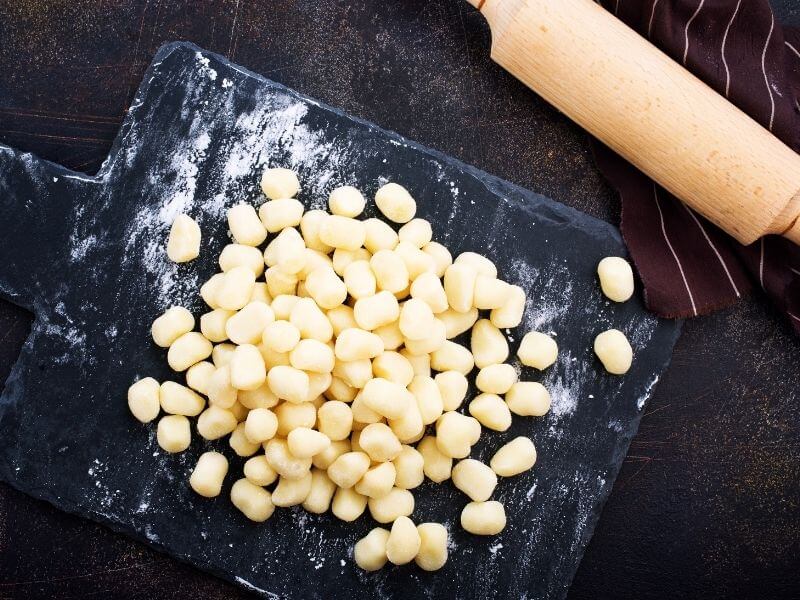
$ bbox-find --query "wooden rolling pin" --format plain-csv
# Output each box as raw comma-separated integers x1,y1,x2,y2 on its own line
467,0,800,245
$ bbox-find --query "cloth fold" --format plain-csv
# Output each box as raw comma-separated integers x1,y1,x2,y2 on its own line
594,0,800,334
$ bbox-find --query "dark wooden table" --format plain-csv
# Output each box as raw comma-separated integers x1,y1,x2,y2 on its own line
0,2,798,598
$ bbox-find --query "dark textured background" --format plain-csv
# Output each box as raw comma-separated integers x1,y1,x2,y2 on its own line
0,1,797,598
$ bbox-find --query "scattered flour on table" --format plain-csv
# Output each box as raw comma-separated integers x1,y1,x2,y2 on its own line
234,577,280,598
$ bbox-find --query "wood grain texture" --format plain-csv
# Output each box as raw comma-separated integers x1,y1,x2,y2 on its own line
0,1,798,599
478,0,800,245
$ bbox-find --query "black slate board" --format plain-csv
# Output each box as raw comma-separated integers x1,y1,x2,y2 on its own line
0,42,679,599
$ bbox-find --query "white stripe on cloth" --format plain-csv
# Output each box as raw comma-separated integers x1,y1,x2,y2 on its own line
791,267,800,276
788,311,800,323
759,238,766,289
683,0,705,65
653,185,698,316
648,0,660,39
722,0,742,97
786,41,800,59
762,12,776,131
682,204,742,298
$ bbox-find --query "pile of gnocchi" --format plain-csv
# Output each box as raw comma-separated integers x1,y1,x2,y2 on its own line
128,167,635,572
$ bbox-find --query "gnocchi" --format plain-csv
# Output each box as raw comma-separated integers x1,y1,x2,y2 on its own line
131,166,606,574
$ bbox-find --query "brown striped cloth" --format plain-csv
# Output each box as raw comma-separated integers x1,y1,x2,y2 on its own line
593,0,800,333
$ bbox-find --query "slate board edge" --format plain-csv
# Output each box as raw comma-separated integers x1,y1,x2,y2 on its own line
0,41,683,599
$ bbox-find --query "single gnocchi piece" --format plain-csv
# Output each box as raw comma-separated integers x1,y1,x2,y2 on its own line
167,214,201,263
186,361,216,395
490,436,537,477
160,381,205,416
422,242,452,277
443,263,477,313
304,266,347,309
156,415,191,453
197,405,238,440
354,291,400,331
454,252,497,278
302,468,337,514
272,472,313,507
470,319,509,369
267,365,310,403
316,400,353,441
415,523,448,571
260,167,300,200
230,478,275,522
517,331,558,370
439,307,479,339
409,272,448,313
468,393,512,432
505,381,551,416
475,363,517,395
398,218,432,248
167,332,213,372
359,423,402,462
264,438,312,480
370,250,410,294
435,412,481,459
594,329,633,374
372,351,415,387
274,401,317,437
243,455,278,487
451,459,497,502
354,462,397,499
300,210,334,253
361,378,412,420
375,183,416,224
200,308,234,343
460,500,506,535
230,344,267,391
227,302,275,346
262,320,301,353
430,341,474,375
354,527,391,571
490,284,526,329
259,198,304,233
229,422,261,457
416,436,452,483
408,375,443,425
189,451,229,498
368,487,417,524
243,407,278,444
227,203,267,247
435,370,469,411
343,260,377,299
219,243,265,276
207,364,238,408
319,215,366,251
399,298,435,341
386,516,421,565
216,266,257,311
128,377,161,423
287,427,331,458
597,256,634,302
327,451,371,489
473,275,511,310
328,185,366,218
331,487,368,522
152,306,195,348
392,445,425,489
289,339,335,373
